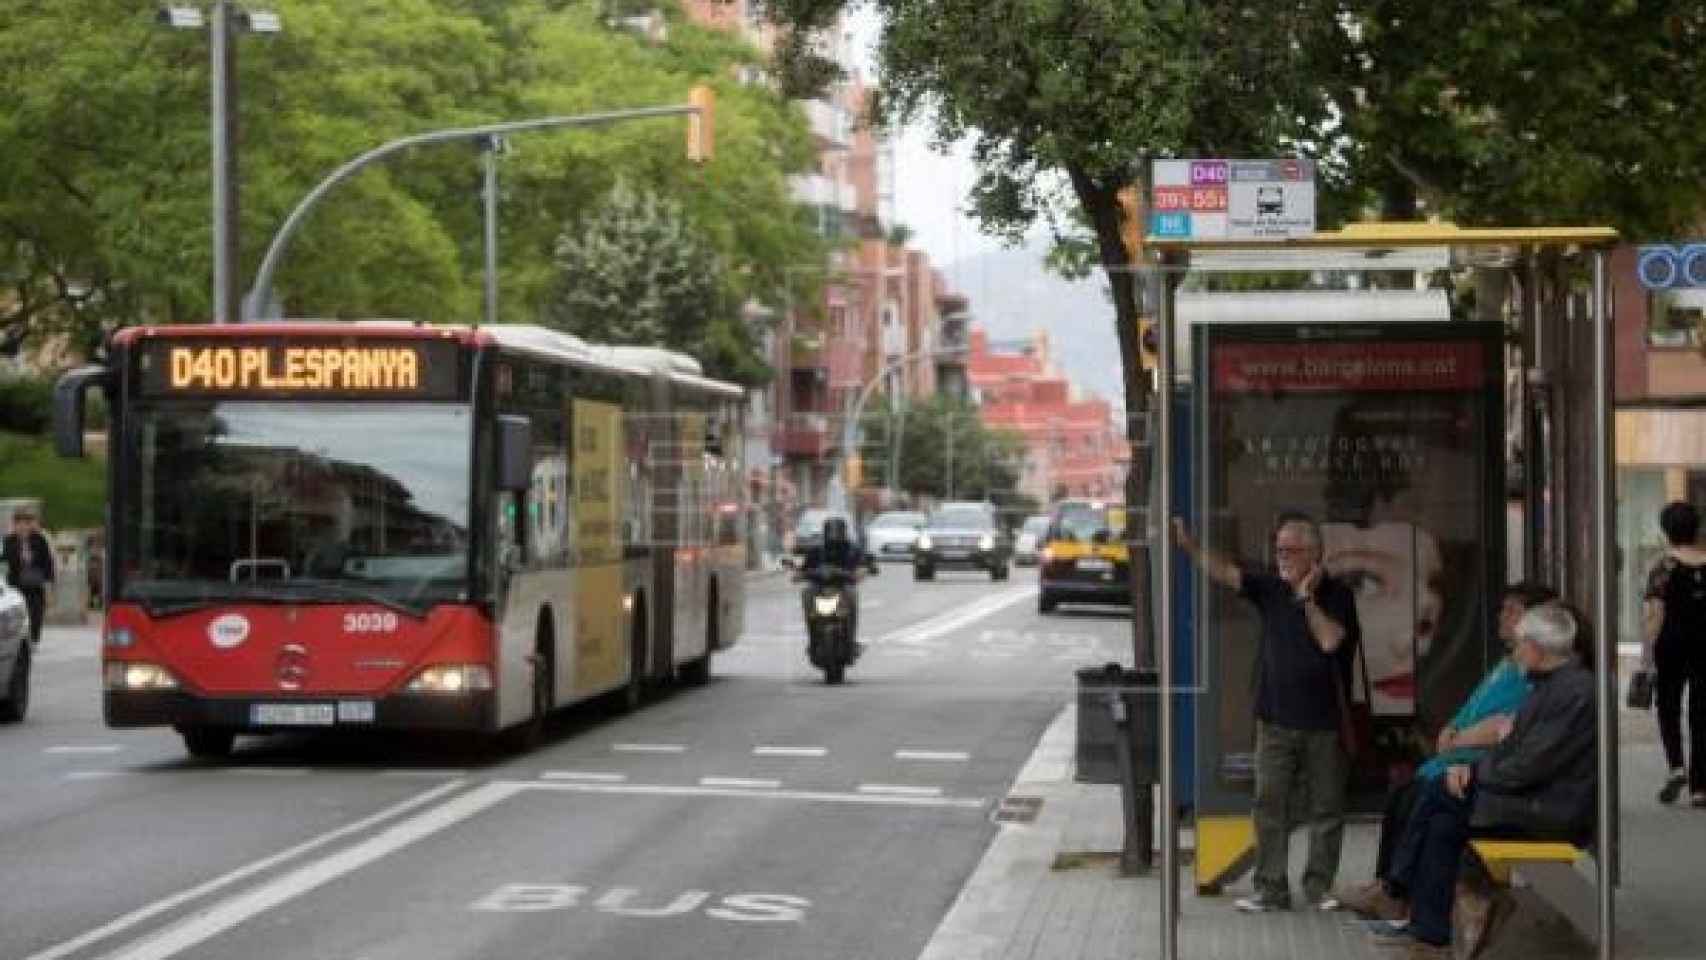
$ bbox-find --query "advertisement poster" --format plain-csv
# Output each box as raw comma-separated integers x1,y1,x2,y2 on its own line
573,399,626,694
1193,323,1504,811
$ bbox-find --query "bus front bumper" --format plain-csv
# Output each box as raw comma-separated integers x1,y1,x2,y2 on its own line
105,689,497,733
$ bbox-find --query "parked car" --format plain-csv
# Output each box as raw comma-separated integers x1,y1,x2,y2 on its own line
0,576,32,722
792,507,855,556
1013,514,1051,565
914,504,1012,581
864,511,927,561
1038,500,1130,614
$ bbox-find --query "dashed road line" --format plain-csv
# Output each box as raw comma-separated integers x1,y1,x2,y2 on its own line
224,767,312,777
895,751,970,763
612,743,688,755
541,771,628,783
24,779,468,960
64,770,131,781
858,784,946,798
530,779,982,809
44,745,123,755
379,769,469,779
753,746,828,758
699,777,781,790
877,586,1039,647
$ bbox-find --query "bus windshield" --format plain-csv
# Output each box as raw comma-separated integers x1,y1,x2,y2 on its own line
119,402,473,615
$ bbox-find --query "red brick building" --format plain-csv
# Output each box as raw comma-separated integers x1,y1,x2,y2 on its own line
967,329,1124,503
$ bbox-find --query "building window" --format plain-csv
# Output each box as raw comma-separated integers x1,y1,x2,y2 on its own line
1647,289,1706,347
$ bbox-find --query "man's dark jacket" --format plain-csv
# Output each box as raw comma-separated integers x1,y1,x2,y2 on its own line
1470,661,1597,842
2,531,54,589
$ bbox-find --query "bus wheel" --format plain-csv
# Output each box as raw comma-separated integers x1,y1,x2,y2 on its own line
513,624,554,752
681,586,716,687
623,602,647,713
181,726,235,759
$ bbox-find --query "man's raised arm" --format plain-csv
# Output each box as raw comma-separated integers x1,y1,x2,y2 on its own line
1172,518,1242,590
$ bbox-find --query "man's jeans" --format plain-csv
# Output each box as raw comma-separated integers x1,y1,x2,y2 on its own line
1253,721,1347,904
1388,777,1473,946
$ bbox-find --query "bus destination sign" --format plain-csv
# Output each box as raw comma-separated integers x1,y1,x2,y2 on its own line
139,338,462,400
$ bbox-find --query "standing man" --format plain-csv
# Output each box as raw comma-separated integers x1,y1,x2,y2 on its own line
1174,514,1361,913
3,508,55,645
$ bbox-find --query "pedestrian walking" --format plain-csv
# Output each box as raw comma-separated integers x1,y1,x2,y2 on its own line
3,508,54,644
1642,501,1706,806
1174,514,1361,912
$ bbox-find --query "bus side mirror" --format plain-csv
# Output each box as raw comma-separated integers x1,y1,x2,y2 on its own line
496,415,532,492
53,365,108,459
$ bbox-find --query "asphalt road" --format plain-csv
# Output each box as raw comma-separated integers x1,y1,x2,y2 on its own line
0,563,1138,960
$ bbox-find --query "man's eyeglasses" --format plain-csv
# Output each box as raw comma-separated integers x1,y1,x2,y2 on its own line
1274,546,1313,557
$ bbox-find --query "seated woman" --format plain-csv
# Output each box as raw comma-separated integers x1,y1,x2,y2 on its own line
1338,581,1557,921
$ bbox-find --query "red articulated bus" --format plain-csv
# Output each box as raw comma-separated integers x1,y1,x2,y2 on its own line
54,322,746,758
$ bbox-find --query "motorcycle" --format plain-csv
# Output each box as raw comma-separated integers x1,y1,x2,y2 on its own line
791,556,878,685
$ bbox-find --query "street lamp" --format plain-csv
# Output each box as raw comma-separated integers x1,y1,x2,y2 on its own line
159,2,282,324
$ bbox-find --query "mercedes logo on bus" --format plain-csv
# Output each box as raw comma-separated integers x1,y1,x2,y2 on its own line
275,643,310,690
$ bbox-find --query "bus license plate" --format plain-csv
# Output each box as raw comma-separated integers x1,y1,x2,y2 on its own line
337,700,376,723
251,703,336,726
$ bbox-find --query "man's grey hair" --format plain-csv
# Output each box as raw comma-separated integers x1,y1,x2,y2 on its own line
1517,603,1578,657
1275,515,1323,551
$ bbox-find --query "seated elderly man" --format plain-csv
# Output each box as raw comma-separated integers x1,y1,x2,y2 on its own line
1374,602,1597,960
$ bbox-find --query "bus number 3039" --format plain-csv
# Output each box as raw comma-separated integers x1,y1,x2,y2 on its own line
344,612,401,634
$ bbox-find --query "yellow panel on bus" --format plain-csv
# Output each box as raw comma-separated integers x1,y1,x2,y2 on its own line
574,399,626,694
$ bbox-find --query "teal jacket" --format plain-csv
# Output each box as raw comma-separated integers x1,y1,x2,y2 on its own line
1417,657,1532,780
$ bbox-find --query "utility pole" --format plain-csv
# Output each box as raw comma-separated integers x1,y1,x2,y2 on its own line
210,0,239,324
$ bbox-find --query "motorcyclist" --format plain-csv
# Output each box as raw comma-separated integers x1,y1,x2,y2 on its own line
797,516,872,657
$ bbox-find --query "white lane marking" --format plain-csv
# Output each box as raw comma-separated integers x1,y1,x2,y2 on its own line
876,587,1038,647
895,751,970,763
224,767,311,777
102,781,522,960
612,743,688,754
699,777,781,790
44,745,123,755
378,769,468,779
24,779,467,960
753,746,827,758
541,771,628,783
858,784,946,798
528,780,982,809
65,770,131,781
969,650,1015,660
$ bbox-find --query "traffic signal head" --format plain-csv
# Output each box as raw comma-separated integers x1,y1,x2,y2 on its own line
1138,316,1159,370
687,84,715,163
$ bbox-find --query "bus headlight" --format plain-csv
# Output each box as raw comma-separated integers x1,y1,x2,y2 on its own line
406,664,494,694
104,661,180,690
979,534,994,551
916,534,933,551
812,595,842,616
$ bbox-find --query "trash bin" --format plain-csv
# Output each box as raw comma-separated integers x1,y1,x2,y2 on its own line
1075,663,1160,784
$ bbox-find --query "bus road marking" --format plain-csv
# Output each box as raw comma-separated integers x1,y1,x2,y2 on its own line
877,587,1038,647
753,746,827,758
44,745,123,755
541,771,628,783
612,743,688,755
25,779,468,960
858,784,945,798
895,751,970,763
699,777,781,790
99,781,521,960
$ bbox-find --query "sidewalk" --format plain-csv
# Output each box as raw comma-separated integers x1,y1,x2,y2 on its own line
919,673,1699,960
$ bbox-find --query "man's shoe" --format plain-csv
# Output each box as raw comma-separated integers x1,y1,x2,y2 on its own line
1660,773,1687,804
1339,881,1407,922
1233,893,1289,913
1365,919,1413,946
1310,894,1341,911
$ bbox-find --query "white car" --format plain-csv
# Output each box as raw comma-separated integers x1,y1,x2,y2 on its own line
864,511,927,561
0,579,31,722
1013,514,1051,565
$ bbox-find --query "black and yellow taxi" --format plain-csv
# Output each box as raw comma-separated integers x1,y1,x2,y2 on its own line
1037,500,1130,613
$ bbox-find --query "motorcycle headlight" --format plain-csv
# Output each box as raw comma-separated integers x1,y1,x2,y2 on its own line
812,595,841,616
979,534,994,551
917,534,933,551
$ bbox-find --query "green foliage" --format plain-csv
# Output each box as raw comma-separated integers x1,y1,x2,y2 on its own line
858,396,1029,502
0,432,106,529
0,376,53,435
0,0,824,363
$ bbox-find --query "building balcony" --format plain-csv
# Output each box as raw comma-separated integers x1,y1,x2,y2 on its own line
776,414,832,458
788,173,857,212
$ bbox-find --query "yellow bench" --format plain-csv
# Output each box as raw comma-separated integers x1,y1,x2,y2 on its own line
1469,840,1596,944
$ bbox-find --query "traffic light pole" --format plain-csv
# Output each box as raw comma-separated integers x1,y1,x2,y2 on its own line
245,99,710,321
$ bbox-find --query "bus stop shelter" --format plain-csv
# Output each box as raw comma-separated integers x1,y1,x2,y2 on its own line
1143,223,1621,960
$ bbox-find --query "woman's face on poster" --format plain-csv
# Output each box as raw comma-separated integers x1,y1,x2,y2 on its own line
1322,522,1444,716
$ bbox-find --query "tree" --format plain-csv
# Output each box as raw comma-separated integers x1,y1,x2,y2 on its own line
543,179,766,383
859,396,1028,503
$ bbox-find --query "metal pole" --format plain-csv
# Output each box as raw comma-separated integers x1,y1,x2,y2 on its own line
246,104,699,318
1156,258,1179,960
480,136,500,328
946,411,955,500
1591,249,1615,960
210,0,239,324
